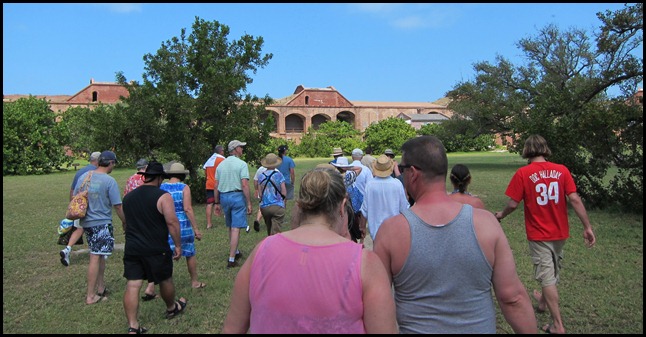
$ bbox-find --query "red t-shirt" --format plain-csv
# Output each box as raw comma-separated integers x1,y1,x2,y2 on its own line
504,161,577,241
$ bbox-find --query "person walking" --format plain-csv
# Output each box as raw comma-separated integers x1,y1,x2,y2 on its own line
494,134,596,334
59,151,101,267
75,150,126,305
359,154,409,241
329,147,343,164
223,167,397,334
449,163,486,210
276,145,295,201
214,140,252,268
161,162,205,289
252,164,268,232
350,148,373,241
124,158,148,195
203,145,226,229
122,161,187,334
373,135,537,334
361,146,377,174
257,153,287,236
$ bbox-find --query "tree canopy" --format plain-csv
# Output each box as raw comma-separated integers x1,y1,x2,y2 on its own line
116,17,274,176
446,3,643,211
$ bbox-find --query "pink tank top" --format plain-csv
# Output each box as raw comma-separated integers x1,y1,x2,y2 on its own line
249,234,366,334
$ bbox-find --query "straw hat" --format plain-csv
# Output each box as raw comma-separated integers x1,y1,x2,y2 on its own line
372,155,394,177
330,147,343,156
166,162,189,175
260,153,282,170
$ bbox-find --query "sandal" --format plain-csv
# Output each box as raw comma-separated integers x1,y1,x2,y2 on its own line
165,298,187,319
98,288,110,297
141,293,158,301
128,326,148,334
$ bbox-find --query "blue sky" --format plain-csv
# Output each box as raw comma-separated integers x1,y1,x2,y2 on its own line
3,3,641,102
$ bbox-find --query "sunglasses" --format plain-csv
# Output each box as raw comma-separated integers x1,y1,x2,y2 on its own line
398,164,419,172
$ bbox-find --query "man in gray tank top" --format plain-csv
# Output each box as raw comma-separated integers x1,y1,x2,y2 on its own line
373,135,537,334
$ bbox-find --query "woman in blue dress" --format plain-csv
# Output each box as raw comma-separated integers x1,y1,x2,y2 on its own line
161,162,206,288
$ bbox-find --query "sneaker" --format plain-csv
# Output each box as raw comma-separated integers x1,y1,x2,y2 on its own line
59,249,70,267
253,220,260,232
235,250,243,261
227,261,239,269
245,225,250,233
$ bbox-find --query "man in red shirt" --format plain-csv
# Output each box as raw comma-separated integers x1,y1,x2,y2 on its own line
495,134,596,334
203,145,225,229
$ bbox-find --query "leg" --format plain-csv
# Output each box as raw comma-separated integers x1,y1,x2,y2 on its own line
68,227,84,247
158,277,186,314
541,285,565,334
187,256,205,288
124,279,143,332
229,227,241,259
206,203,213,229
86,254,104,304
142,282,157,300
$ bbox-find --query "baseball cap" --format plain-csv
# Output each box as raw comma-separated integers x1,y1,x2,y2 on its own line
228,140,247,152
352,148,364,156
99,150,117,163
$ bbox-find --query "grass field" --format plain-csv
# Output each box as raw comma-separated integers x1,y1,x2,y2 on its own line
2,152,643,334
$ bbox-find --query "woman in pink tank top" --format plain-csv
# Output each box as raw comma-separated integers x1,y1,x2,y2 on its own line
223,167,397,334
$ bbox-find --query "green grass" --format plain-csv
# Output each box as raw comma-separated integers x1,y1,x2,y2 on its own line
2,152,643,334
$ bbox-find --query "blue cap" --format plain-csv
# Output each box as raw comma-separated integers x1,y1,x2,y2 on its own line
99,151,117,163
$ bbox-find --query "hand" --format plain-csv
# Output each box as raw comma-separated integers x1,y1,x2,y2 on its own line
194,230,202,241
172,247,182,261
494,211,503,222
214,204,222,216
247,204,252,215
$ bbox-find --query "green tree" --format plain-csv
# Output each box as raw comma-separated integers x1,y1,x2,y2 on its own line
117,17,273,177
418,121,495,152
296,120,363,158
363,117,417,155
446,3,643,211
3,96,71,175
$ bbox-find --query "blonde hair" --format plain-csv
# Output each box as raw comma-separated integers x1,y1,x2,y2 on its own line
296,168,346,225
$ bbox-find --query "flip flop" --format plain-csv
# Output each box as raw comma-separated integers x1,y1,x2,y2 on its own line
192,282,206,289
165,298,187,319
141,293,159,301
86,295,108,305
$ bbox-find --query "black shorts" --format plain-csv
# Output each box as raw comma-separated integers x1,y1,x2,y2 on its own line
123,252,173,284
206,189,215,204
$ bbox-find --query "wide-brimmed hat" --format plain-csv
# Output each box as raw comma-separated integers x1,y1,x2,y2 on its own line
166,162,189,175
373,154,394,177
137,161,169,178
261,153,282,170
331,147,343,156
331,157,354,169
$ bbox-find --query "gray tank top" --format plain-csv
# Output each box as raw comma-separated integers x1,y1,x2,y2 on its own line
394,205,496,334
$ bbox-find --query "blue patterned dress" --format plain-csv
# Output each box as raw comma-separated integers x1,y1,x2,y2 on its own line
160,182,195,257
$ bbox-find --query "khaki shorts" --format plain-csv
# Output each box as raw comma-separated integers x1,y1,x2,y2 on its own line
529,240,566,287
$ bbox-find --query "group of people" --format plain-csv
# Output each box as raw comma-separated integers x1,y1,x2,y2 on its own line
61,133,596,334
224,135,596,334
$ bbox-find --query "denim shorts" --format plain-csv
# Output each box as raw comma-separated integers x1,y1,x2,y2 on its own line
221,191,247,228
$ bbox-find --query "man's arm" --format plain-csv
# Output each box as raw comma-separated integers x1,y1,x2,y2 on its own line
242,178,252,215
483,212,537,333
567,192,596,247
495,198,519,221
114,204,126,232
289,167,295,184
